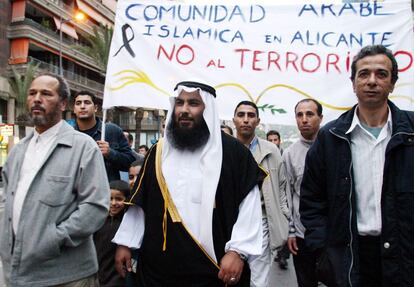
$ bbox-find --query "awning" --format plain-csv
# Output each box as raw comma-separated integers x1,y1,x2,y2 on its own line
9,38,29,64
53,17,79,40
76,0,113,28
102,0,117,13
11,0,26,22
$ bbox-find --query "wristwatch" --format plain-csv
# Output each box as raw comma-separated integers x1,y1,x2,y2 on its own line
229,250,248,261
238,253,248,262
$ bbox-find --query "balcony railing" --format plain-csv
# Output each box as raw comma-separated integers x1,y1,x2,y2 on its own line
28,57,104,91
118,116,160,131
52,0,115,21
11,18,89,48
30,0,97,36
8,57,104,95
8,20,101,72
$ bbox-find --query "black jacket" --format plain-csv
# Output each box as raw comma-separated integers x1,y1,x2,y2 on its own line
300,101,414,287
75,118,135,181
94,214,125,287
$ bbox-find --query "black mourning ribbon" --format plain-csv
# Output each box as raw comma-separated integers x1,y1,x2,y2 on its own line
113,24,136,58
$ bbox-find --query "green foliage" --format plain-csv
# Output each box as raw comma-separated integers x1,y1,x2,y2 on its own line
8,62,39,110
74,24,113,73
40,18,51,29
258,104,287,115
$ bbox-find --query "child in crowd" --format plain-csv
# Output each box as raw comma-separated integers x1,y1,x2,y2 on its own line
129,158,144,189
124,159,145,285
94,180,130,287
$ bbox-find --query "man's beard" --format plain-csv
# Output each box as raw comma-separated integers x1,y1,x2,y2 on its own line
29,104,61,128
76,112,94,121
166,114,210,151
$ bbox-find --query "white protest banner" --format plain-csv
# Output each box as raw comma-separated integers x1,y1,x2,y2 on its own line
103,0,414,124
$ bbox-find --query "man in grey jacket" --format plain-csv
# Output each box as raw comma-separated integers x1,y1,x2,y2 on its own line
233,101,290,287
283,99,323,287
0,73,109,287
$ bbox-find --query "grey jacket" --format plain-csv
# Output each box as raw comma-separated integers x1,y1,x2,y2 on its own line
282,136,313,239
0,121,110,287
253,138,290,252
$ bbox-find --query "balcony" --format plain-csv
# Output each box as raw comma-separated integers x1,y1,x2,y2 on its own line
30,0,115,30
117,113,161,131
29,0,98,36
8,19,101,74
8,57,104,97
83,0,115,20
142,118,161,131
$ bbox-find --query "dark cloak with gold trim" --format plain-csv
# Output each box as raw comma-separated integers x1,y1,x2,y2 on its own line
128,132,266,287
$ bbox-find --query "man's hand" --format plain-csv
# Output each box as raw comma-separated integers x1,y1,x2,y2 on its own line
115,245,132,278
218,250,244,285
96,140,110,158
287,237,298,255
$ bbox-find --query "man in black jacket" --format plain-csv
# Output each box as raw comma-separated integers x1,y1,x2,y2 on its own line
73,91,135,181
300,45,414,287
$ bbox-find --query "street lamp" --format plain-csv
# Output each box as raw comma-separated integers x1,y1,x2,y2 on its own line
59,11,86,76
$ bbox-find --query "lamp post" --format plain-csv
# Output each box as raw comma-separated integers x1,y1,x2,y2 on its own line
58,12,85,76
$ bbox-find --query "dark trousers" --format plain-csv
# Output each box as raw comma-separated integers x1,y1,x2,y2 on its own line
292,237,318,287
125,249,139,287
358,235,382,287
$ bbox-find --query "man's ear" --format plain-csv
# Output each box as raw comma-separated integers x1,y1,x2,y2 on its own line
350,77,357,94
389,83,395,94
60,99,68,112
94,105,98,113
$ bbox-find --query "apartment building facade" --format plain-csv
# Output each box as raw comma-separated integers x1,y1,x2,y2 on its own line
0,0,162,148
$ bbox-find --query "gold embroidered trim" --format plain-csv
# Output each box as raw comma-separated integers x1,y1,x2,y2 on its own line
258,163,270,180
155,138,181,251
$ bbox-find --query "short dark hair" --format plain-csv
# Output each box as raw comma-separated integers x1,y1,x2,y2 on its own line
131,157,144,167
35,73,70,102
234,101,259,118
73,90,97,104
351,45,398,84
266,130,280,140
109,180,130,198
294,99,323,117
126,133,133,142
138,145,149,151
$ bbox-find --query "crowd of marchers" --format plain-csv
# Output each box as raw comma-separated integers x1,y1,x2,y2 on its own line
1,44,414,287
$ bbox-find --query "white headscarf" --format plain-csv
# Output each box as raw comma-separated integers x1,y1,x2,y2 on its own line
162,82,222,262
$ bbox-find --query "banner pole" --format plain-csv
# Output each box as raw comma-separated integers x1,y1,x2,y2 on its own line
101,109,107,141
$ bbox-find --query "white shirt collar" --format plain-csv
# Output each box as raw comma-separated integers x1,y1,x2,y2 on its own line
33,120,63,144
346,106,392,135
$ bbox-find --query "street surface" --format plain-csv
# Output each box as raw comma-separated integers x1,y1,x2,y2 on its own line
269,256,298,287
